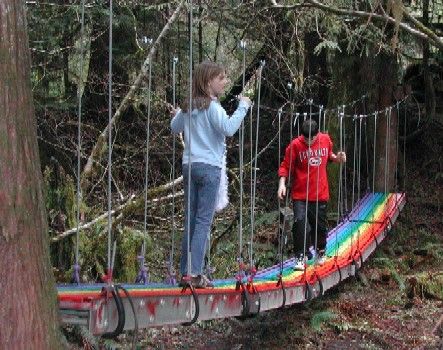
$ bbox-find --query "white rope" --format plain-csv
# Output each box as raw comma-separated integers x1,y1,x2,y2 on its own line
74,0,86,282
169,56,178,270
403,99,407,191
372,112,378,192
106,0,113,277
352,116,357,208
276,107,284,273
249,60,265,268
186,0,193,277
342,108,348,214
323,109,327,132
302,107,313,263
336,111,344,225
394,102,400,191
142,62,152,260
314,108,321,254
238,39,246,270
384,108,390,193
282,85,295,264
357,116,362,201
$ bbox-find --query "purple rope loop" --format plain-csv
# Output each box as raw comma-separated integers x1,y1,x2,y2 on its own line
135,255,149,284
244,262,258,283
164,261,177,285
205,265,215,281
236,270,246,283
309,246,317,260
236,259,246,282
72,264,80,284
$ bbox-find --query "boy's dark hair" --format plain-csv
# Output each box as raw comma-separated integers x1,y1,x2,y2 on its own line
301,119,319,138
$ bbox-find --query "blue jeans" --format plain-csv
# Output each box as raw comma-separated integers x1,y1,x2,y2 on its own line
180,162,221,276
292,200,328,256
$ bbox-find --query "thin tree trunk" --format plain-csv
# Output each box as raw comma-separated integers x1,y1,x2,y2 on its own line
0,0,62,348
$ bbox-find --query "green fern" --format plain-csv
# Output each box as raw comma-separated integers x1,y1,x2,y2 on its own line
314,40,341,55
76,325,99,349
310,311,337,332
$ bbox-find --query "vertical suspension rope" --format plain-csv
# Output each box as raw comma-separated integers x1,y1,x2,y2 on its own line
352,116,357,209
364,120,370,192
394,102,400,191
384,108,389,193
334,109,344,260
283,83,294,262
302,103,313,263
142,63,152,262
135,44,153,284
357,116,362,201
106,0,113,280
314,104,322,255
403,99,407,191
73,0,86,284
363,96,370,192
388,107,392,192
342,106,348,215
319,105,323,134
250,114,254,266
249,60,265,269
277,108,284,274
169,56,178,277
323,109,327,132
296,112,300,135
355,116,363,260
336,111,344,225
186,0,193,277
238,39,246,271
372,112,378,192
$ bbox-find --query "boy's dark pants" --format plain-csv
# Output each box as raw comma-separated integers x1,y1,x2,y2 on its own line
292,200,328,256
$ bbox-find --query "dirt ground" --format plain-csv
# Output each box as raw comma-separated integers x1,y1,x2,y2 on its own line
124,135,443,349
121,204,442,350
133,268,442,350
70,129,443,350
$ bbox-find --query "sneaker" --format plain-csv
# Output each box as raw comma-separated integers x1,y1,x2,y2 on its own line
192,274,213,288
293,255,305,271
179,275,192,287
317,250,327,265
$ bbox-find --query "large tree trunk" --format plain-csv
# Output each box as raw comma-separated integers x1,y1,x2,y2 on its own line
0,1,62,348
374,55,399,193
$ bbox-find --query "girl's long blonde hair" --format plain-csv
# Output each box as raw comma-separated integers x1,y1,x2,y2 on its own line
182,61,225,112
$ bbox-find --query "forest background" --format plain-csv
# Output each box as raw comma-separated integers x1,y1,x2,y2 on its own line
1,0,442,348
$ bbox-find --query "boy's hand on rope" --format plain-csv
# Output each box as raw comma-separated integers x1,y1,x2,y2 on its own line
336,151,347,163
331,151,347,163
277,181,286,200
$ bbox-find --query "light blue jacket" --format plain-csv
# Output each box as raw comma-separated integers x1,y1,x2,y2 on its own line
171,100,249,168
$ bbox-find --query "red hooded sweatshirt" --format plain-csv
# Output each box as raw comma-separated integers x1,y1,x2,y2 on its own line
278,132,334,201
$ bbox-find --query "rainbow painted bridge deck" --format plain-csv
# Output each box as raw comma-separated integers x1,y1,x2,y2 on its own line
58,192,405,335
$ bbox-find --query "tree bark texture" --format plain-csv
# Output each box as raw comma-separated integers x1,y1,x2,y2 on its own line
0,1,62,348
375,53,399,193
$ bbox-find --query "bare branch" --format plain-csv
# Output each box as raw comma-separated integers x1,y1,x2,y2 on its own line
52,176,184,242
81,0,186,190
269,0,443,51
